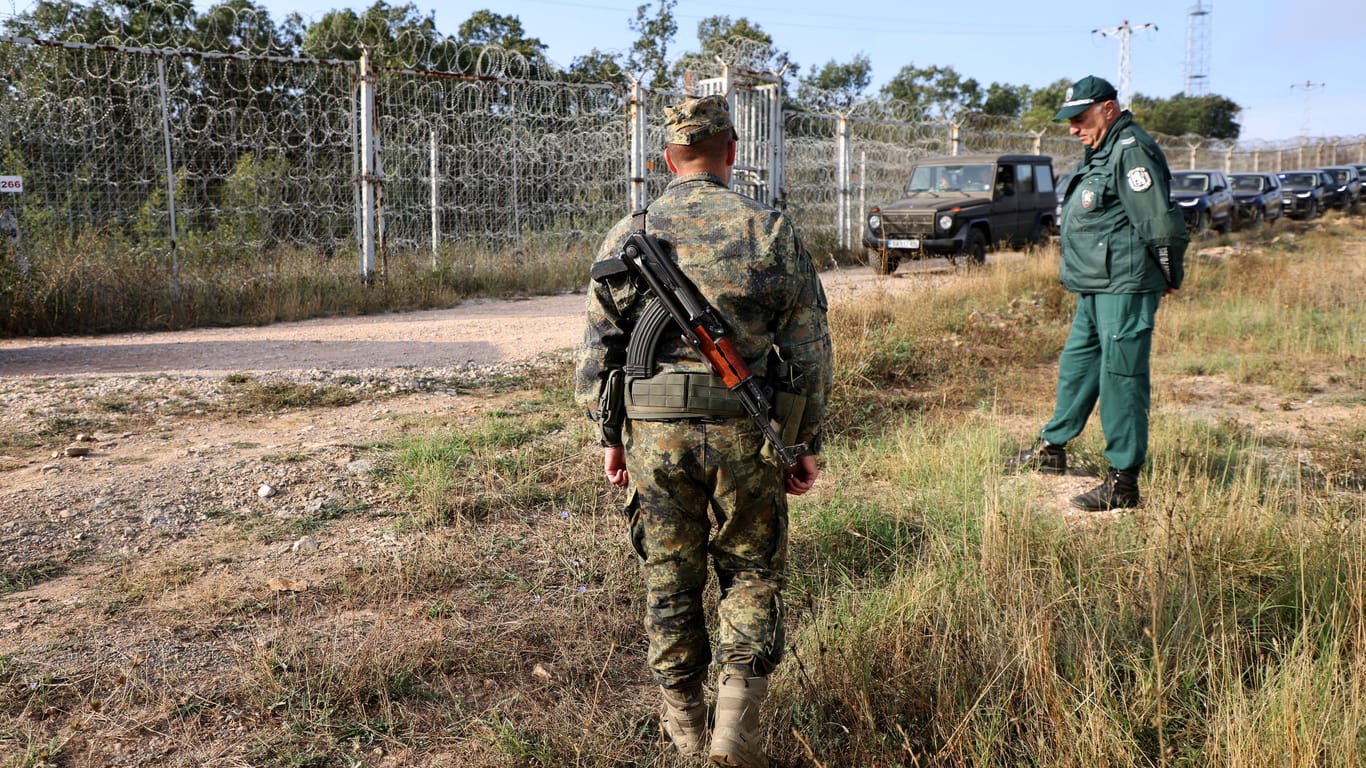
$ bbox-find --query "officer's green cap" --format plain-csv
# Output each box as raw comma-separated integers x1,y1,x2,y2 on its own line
1053,75,1118,121
664,94,737,146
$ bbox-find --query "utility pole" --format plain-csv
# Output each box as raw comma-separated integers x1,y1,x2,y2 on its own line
1093,19,1158,110
1290,80,1325,137
1184,1,1212,96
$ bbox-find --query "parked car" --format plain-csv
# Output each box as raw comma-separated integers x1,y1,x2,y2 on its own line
863,153,1056,273
1318,165,1361,210
1054,172,1073,222
1170,169,1235,234
1228,172,1283,226
1277,170,1333,219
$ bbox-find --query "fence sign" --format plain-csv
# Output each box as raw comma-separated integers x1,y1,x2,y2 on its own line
0,176,21,193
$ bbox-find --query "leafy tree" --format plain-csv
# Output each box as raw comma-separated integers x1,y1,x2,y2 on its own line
300,2,457,69
456,9,546,60
565,48,628,86
881,64,981,120
195,0,297,55
981,82,1026,117
1021,78,1071,130
673,15,795,88
1131,93,1241,140
796,54,872,113
2,0,119,41
626,0,676,89
4,0,195,46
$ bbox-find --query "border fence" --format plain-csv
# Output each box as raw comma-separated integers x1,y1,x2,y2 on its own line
3,34,1365,282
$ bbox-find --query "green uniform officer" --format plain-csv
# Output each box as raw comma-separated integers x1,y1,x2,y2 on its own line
1007,75,1188,511
574,94,833,766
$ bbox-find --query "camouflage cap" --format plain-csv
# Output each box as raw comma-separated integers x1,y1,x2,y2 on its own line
664,94,737,146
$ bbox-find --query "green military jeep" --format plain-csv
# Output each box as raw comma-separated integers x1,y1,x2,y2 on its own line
863,153,1057,274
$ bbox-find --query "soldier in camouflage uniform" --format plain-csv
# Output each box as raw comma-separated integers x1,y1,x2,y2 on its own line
574,94,832,766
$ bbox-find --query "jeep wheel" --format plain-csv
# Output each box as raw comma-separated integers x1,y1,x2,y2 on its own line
1216,213,1233,234
867,249,899,275
1306,199,1320,220
960,229,987,267
1248,205,1265,228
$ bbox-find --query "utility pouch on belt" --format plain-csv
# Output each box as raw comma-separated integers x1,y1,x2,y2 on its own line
761,390,807,467
597,369,626,446
625,371,746,421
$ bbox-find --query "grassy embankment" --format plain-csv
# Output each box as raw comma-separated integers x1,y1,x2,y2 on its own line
2,216,1363,767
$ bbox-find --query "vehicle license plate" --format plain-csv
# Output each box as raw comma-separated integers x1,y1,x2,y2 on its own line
887,238,920,249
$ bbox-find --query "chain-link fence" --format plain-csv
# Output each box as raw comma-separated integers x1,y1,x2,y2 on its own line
4,33,1364,281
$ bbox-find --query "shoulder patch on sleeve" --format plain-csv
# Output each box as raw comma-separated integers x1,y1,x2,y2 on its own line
1127,166,1153,192
1121,136,1137,145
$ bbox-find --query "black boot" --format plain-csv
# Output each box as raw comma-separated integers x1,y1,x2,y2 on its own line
1070,468,1140,511
1005,440,1067,475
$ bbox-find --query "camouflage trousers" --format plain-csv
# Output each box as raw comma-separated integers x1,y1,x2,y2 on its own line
623,417,789,690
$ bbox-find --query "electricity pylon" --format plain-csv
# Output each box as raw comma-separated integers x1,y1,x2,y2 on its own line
1290,80,1326,137
1093,19,1158,110
1184,1,1212,96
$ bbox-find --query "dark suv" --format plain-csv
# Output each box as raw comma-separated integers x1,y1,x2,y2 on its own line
863,153,1056,274
1319,165,1361,210
1170,169,1235,234
1277,170,1332,219
1229,172,1283,227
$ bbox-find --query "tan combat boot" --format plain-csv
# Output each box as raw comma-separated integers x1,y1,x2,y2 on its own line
660,685,708,757
708,673,769,768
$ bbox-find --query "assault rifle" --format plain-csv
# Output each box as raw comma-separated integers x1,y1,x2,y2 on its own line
618,212,808,468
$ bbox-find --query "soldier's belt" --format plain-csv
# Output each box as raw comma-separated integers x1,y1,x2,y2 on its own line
625,372,746,420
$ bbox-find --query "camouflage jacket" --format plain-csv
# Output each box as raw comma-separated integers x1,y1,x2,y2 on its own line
574,172,833,451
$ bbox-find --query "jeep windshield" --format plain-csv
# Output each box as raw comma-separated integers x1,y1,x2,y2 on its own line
1172,173,1211,192
906,163,994,193
1231,176,1265,193
1278,173,1318,189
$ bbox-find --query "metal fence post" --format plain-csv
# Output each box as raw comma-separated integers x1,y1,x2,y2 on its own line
836,115,849,249
155,57,180,299
950,121,961,157
629,79,647,213
359,49,378,280
768,82,785,209
430,130,439,265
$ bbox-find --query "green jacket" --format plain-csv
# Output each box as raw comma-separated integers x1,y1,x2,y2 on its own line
1058,111,1189,293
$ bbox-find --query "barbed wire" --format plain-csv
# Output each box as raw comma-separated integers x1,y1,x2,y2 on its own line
3,32,1364,272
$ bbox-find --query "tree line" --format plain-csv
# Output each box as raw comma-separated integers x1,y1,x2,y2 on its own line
3,0,1242,139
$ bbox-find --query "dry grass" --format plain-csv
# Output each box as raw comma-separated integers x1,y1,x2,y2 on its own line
2,217,1364,767
0,237,593,337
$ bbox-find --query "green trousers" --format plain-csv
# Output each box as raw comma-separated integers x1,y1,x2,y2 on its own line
1040,291,1161,472
623,418,788,690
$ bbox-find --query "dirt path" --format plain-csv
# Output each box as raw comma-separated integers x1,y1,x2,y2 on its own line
0,261,954,378
0,262,964,573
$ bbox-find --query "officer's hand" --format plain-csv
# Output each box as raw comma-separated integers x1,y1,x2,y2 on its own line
603,446,629,488
785,454,819,496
